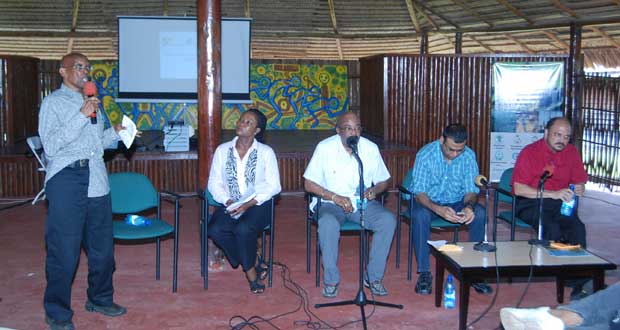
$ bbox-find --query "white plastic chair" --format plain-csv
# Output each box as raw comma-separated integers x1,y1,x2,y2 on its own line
26,136,46,204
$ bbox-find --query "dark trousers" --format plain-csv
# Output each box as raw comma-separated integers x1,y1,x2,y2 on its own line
207,203,270,272
43,167,115,322
516,197,587,247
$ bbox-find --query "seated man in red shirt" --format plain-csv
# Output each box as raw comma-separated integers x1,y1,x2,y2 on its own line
511,117,588,247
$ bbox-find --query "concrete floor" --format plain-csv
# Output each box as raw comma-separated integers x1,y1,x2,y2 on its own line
0,187,618,330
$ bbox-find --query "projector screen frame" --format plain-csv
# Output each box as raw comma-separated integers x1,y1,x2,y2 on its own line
117,16,252,103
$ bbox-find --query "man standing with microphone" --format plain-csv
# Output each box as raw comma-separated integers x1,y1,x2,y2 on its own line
512,117,588,248
39,53,126,330
303,112,395,298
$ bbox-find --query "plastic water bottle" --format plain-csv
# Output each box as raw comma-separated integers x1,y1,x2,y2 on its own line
125,214,151,226
443,275,456,309
560,184,576,216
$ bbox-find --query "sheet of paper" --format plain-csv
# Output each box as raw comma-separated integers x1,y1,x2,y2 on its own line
118,115,137,148
226,188,257,219
427,240,448,249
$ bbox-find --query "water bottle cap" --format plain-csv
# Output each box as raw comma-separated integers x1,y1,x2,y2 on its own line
447,274,453,281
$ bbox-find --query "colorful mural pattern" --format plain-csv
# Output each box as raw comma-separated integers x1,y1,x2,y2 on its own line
91,62,348,131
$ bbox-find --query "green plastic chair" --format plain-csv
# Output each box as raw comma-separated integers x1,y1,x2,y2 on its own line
110,172,186,292
397,168,461,281
492,168,532,241
199,189,276,289
305,192,381,287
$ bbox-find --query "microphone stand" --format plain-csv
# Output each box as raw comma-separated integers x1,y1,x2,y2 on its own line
528,178,549,246
474,182,496,252
315,143,402,329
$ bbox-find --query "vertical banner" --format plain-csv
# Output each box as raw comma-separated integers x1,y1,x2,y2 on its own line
490,62,564,181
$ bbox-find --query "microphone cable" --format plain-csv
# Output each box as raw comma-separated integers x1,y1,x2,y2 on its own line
466,243,501,329
228,261,374,330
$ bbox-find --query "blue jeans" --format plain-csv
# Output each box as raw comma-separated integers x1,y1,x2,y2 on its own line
561,283,620,330
317,200,396,285
410,199,485,273
44,167,115,322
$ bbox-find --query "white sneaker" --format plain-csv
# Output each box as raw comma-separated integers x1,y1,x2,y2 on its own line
500,307,565,330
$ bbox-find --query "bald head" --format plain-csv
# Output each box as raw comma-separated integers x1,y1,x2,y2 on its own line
59,52,90,92
544,117,572,152
336,112,359,128
60,53,88,69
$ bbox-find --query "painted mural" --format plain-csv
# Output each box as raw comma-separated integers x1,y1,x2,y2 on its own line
90,61,348,131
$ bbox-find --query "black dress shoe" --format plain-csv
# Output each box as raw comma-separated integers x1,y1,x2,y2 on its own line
472,282,493,295
45,316,75,330
415,272,433,295
85,300,127,317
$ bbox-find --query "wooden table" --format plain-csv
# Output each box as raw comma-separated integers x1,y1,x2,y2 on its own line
430,241,616,330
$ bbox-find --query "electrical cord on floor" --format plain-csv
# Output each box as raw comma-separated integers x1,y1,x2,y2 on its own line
228,261,374,330
492,243,536,330
0,198,33,211
467,244,501,329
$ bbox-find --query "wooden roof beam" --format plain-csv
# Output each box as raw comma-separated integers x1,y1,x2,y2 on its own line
411,0,438,30
551,0,579,18
505,33,534,53
67,0,81,53
467,35,494,53
453,0,493,27
335,38,343,59
405,0,422,33
542,30,569,50
413,1,459,29
327,0,338,34
496,0,534,25
244,0,250,18
590,26,620,48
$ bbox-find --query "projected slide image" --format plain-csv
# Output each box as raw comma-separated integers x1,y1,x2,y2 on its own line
160,32,196,80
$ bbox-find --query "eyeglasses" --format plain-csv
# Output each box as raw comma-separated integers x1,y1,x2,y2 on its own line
339,125,363,133
71,63,92,72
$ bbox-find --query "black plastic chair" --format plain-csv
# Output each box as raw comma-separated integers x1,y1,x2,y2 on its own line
199,189,276,289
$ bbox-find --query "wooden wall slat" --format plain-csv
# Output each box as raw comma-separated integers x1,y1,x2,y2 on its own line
361,54,569,178
0,150,413,198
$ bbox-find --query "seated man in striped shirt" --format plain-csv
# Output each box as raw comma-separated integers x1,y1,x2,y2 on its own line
409,123,491,295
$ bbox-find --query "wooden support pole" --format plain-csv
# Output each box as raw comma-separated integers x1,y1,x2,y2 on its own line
197,0,222,190
455,32,462,54
567,23,581,126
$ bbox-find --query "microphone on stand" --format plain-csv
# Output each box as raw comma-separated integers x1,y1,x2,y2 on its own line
530,164,554,247
473,174,496,252
475,175,489,187
83,81,98,125
346,135,359,153
539,164,554,184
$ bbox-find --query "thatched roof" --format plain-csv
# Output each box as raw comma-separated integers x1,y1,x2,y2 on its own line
1,0,620,67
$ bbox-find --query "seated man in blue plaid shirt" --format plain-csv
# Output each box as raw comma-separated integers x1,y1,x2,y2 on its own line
409,123,491,295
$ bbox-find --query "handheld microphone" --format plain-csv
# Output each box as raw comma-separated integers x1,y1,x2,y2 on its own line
83,81,98,124
539,164,554,182
346,136,359,152
475,175,489,187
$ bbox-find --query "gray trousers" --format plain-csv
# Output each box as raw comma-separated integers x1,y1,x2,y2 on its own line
317,201,396,285
561,282,620,330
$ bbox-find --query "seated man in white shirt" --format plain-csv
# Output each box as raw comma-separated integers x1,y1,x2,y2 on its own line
303,112,396,298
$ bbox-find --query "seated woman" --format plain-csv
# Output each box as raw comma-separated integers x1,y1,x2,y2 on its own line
207,109,281,294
